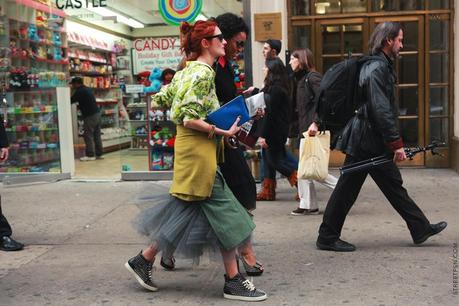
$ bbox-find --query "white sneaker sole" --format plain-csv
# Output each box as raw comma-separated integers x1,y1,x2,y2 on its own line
124,262,158,292
223,292,267,302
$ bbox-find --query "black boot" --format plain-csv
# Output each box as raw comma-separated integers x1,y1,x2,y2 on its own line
0,236,24,251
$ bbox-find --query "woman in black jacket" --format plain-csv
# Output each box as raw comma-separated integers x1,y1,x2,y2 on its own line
289,49,337,216
258,58,298,189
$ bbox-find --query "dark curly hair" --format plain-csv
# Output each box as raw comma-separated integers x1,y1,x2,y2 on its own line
215,13,249,40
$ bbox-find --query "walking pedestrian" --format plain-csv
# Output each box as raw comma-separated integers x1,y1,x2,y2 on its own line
289,48,337,216
125,20,267,301
315,22,447,252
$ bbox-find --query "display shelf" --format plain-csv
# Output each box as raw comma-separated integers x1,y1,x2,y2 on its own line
147,93,175,171
69,70,112,76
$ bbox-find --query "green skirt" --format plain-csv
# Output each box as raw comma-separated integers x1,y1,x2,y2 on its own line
134,170,255,253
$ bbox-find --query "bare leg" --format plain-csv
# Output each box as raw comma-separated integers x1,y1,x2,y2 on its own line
142,243,159,262
238,241,258,266
220,248,239,278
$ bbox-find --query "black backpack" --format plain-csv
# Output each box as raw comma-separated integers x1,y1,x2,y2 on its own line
316,56,385,135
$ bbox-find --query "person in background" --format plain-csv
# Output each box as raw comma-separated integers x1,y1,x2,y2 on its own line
213,12,265,277
315,22,447,252
0,120,24,252
160,68,176,86
262,39,282,60
289,48,337,216
258,58,298,195
125,20,267,301
257,39,298,201
70,77,103,161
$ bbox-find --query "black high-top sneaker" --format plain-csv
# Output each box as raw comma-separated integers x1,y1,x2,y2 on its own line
125,251,158,291
223,273,267,301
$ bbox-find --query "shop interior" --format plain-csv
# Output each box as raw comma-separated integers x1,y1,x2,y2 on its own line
0,0,243,180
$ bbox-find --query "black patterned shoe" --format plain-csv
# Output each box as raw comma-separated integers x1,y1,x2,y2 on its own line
125,251,158,291
239,255,264,276
160,256,175,271
223,273,267,301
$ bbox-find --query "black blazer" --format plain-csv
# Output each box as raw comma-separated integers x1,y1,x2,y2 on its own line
261,85,291,153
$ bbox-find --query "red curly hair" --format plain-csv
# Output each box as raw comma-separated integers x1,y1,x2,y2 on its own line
180,20,217,61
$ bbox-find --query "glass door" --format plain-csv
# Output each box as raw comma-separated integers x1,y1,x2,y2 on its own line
370,16,425,166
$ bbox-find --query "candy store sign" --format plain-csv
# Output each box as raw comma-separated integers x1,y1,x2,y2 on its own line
132,37,182,74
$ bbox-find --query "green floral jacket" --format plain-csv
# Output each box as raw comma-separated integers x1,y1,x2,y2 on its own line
152,61,220,124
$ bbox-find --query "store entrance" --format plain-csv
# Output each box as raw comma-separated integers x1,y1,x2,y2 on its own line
315,16,433,167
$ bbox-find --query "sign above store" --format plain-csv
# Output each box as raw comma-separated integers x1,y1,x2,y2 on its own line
158,0,202,26
132,37,182,74
55,0,107,9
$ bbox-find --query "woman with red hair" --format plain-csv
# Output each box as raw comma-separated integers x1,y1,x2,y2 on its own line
124,20,267,302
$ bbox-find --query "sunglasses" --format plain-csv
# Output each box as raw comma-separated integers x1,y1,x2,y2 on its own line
236,41,245,48
205,33,224,42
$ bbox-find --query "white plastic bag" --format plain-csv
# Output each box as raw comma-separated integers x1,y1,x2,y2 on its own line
297,131,330,181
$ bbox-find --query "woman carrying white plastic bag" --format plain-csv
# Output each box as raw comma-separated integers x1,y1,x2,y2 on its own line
295,130,337,215
289,49,337,216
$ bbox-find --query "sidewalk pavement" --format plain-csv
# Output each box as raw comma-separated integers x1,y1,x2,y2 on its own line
0,169,458,306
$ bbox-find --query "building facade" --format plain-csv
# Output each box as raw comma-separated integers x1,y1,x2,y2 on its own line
249,0,457,170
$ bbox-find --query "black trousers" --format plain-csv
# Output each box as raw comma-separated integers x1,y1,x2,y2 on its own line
83,112,103,157
318,154,431,243
0,196,12,237
219,146,256,211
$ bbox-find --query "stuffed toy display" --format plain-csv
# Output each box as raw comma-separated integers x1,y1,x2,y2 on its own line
143,67,162,93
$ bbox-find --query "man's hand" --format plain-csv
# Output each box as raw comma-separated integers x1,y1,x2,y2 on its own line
258,137,269,149
253,108,265,120
0,147,9,162
243,86,255,95
393,147,406,163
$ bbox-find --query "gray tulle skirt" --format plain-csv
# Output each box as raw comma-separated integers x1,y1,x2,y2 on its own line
133,172,255,260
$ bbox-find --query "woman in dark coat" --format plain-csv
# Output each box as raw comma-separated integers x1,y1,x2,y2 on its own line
258,58,297,188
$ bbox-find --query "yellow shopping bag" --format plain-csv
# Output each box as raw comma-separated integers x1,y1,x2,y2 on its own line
297,131,330,181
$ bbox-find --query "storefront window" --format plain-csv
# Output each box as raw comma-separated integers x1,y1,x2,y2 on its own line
315,0,367,14
293,26,311,49
343,25,363,54
292,0,311,15
429,0,450,9
430,87,448,116
430,54,449,83
430,19,449,50
398,88,419,116
430,118,448,144
399,119,418,147
0,0,244,179
372,0,424,11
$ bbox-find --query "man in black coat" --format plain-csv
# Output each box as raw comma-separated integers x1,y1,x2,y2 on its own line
0,117,24,251
314,22,447,252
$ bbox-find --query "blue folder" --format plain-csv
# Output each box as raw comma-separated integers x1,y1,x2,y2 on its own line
207,95,251,130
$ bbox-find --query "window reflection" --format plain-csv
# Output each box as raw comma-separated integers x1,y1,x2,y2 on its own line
429,0,450,9
293,26,311,49
398,87,418,116
430,19,449,51
430,54,449,83
399,119,418,146
292,0,310,15
429,87,448,116
372,0,424,11
315,0,367,14
430,118,448,144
